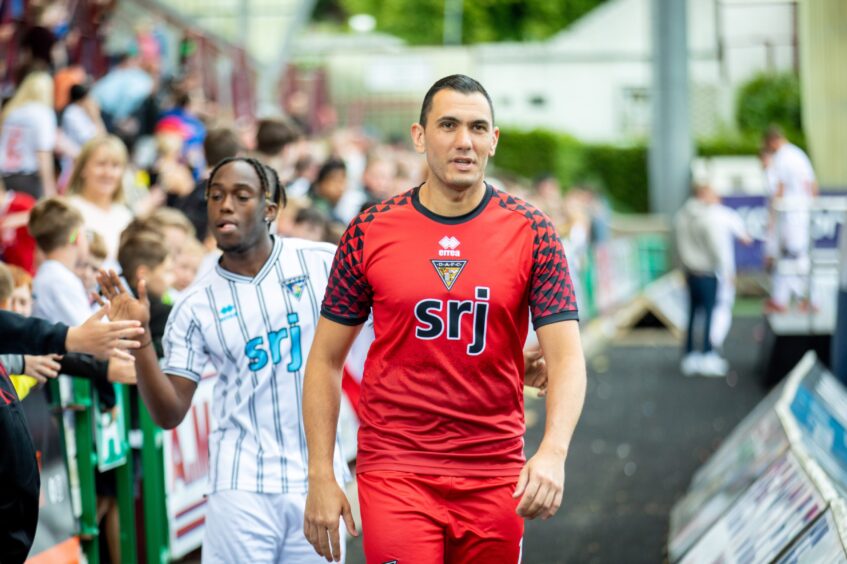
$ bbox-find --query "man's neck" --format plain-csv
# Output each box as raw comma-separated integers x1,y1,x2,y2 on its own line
418,179,486,217
219,234,274,278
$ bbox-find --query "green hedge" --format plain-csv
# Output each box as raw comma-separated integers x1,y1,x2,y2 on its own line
493,128,650,213
581,144,649,213
736,72,805,147
494,128,774,214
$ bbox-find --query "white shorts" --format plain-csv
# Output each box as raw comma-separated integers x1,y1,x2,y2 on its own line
202,489,345,564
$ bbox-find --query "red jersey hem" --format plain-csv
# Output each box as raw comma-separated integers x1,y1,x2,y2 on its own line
355,459,525,478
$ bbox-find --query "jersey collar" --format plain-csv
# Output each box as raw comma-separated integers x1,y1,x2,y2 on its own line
214,234,283,285
411,182,493,225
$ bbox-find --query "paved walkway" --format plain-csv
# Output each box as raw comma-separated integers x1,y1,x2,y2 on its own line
345,315,768,563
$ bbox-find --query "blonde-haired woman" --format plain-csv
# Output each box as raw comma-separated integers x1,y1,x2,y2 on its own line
67,135,133,263
0,71,57,198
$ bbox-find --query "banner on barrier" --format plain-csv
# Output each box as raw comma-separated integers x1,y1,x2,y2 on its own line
722,194,845,272
668,382,789,561
681,452,824,564
789,364,847,490
163,372,215,559
94,385,128,472
776,509,847,563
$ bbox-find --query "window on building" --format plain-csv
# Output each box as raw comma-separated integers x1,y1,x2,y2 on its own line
620,87,651,138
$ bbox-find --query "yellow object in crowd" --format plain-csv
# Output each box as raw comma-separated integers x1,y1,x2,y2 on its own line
10,375,38,400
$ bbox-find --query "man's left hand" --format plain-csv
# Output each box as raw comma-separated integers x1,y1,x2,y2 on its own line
513,445,566,520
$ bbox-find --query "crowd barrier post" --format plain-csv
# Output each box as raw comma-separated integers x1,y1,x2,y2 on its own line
140,399,170,564
581,250,597,319
71,378,100,563
115,383,137,564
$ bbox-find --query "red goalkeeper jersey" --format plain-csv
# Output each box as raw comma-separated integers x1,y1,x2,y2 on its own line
321,184,578,476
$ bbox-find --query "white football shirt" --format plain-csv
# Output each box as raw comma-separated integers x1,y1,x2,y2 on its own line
0,102,57,175
163,235,349,494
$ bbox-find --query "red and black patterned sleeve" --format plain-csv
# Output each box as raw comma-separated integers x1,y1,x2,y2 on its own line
320,220,373,326
529,212,579,329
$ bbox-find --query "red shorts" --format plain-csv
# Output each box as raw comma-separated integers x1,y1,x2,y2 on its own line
357,470,523,564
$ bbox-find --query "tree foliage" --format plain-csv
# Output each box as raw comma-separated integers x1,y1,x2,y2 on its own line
736,72,804,145
315,0,608,44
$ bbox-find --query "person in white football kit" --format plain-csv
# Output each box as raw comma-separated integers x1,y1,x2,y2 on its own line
97,157,350,563
763,126,818,311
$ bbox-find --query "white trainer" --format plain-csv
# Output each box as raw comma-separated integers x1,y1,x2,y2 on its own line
681,353,703,377
700,352,728,377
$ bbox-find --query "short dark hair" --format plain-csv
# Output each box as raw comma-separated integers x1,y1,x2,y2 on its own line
28,197,84,253
118,231,169,290
70,83,89,103
256,118,301,156
419,74,494,127
294,206,328,228
204,128,242,168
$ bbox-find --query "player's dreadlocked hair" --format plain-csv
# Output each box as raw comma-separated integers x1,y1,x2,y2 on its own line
204,156,287,209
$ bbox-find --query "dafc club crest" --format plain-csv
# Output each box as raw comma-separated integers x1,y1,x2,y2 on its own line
282,275,308,300
431,259,467,291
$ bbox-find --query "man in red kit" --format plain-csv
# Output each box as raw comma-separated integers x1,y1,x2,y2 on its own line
303,74,586,563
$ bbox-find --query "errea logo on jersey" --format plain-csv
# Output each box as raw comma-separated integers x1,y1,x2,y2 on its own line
219,305,237,322
438,236,461,257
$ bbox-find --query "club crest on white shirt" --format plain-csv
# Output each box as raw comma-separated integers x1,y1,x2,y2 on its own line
283,275,309,300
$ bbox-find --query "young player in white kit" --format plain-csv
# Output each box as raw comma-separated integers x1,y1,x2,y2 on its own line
97,157,349,563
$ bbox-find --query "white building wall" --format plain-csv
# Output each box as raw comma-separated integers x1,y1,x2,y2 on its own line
303,0,796,142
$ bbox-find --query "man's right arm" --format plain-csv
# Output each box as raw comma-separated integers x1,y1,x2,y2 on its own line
303,316,362,561
132,333,197,429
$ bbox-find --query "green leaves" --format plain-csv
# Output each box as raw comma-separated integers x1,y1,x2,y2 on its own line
321,0,608,45
736,72,805,147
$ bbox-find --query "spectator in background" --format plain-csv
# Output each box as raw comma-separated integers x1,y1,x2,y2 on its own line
0,176,36,275
169,237,205,300
0,71,56,198
254,117,302,184
66,135,133,264
59,83,105,178
337,154,397,222
28,197,92,324
92,51,153,136
7,263,33,316
76,230,108,305
763,126,819,313
149,132,194,202
0,262,61,400
532,173,567,231
61,83,104,151
289,206,329,242
309,157,347,226
675,183,728,378
288,154,317,199
167,127,242,242
156,89,206,178
53,65,87,111
117,231,173,358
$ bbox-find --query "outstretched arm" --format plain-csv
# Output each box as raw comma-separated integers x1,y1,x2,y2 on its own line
514,319,586,520
97,271,197,429
303,316,362,561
